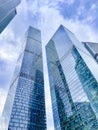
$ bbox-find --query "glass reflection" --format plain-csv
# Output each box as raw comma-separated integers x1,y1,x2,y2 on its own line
46,25,98,130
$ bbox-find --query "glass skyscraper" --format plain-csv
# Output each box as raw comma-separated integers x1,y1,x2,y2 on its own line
82,42,98,63
0,0,21,33
1,26,46,130
46,25,98,130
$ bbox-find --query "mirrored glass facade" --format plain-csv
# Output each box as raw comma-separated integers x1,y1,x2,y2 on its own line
0,0,21,33
46,25,98,130
2,26,46,130
83,42,98,63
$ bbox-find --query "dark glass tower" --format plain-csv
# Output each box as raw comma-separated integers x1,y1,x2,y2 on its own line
2,26,46,130
0,0,21,33
46,25,98,130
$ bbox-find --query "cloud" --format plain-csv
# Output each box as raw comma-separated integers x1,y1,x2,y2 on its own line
57,0,74,4
0,0,98,130
36,1,98,129
57,0,98,30
38,2,98,44
0,26,21,125
0,26,21,90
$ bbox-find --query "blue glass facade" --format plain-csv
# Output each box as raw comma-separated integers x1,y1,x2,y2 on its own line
2,26,46,130
82,42,98,63
46,25,98,130
72,47,98,120
0,0,21,33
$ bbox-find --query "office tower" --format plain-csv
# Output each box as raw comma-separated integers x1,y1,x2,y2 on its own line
2,26,46,130
46,25,98,130
82,42,98,62
0,0,21,33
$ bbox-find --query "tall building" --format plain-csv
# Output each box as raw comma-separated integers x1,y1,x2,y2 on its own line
82,42,98,63
0,0,21,33
46,25,98,130
1,26,46,130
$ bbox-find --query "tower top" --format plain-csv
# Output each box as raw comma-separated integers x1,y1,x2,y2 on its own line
26,26,41,42
46,24,98,82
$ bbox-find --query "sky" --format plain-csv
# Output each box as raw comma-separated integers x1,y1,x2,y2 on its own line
0,0,98,129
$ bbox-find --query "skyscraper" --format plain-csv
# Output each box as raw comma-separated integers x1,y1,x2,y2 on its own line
46,25,98,130
0,0,21,33
82,42,98,63
1,26,46,130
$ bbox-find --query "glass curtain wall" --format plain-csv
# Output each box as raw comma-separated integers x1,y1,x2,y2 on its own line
46,25,98,130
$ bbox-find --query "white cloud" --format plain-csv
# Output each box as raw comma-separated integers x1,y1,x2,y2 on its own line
39,4,98,44
39,2,98,130
0,27,20,61
91,4,97,10
0,27,21,119
0,0,98,130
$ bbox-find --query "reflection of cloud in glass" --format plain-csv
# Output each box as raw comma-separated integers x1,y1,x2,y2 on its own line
0,1,98,130
46,25,98,129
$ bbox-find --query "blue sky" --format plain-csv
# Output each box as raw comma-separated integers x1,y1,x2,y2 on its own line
0,0,98,129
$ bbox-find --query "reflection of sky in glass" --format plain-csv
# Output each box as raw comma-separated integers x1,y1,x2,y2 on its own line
51,25,98,82
48,25,98,106
0,0,21,33
1,1,98,130
62,53,89,102
83,42,98,63
2,27,46,130
46,25,98,130
64,26,98,81
83,42,98,55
